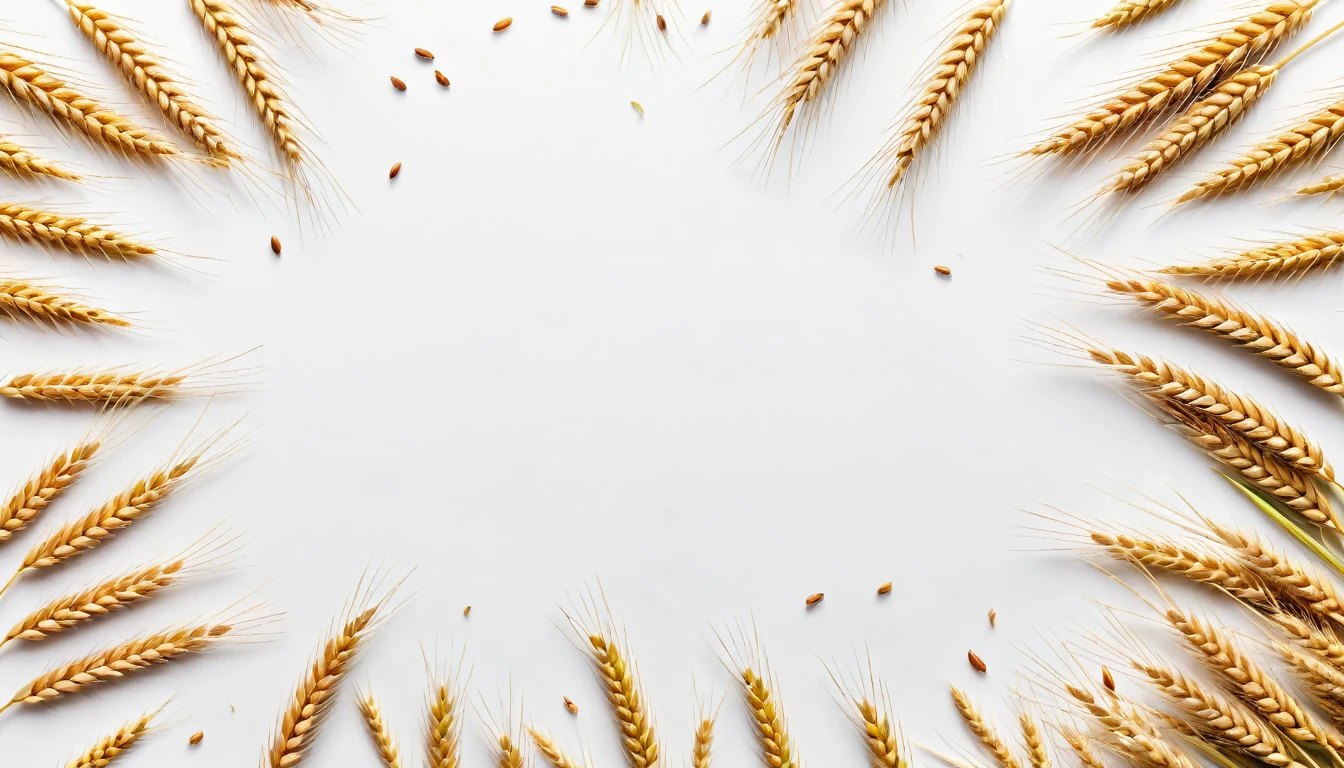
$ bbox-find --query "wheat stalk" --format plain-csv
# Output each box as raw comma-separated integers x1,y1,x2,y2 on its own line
1162,603,1342,748
1060,729,1106,768
573,616,659,768
427,667,463,768
1084,346,1334,480
66,1,239,163
0,50,178,158
0,279,127,328
0,203,157,261
951,687,1022,768
5,557,187,645
0,619,232,712
67,701,165,768
1133,660,1298,768
877,0,1007,190
189,0,302,168
1105,275,1344,394
0,138,78,182
693,706,716,768
1093,0,1185,29
1161,232,1344,280
0,438,100,545
1088,528,1272,602
1065,684,1196,768
1199,519,1344,626
267,578,397,768
530,728,586,768
1028,0,1316,156
358,689,401,768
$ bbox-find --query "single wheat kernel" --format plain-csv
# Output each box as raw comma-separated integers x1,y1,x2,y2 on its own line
657,14,667,29
1102,667,1115,691
270,236,281,255
564,696,578,714
988,608,996,627
552,6,569,14
391,76,407,91
390,162,402,179
701,10,710,23
631,101,644,116
935,266,952,275
463,605,471,616
435,71,450,87
585,0,599,6
806,592,823,606
877,581,892,594
415,47,434,59
969,650,987,672
494,17,512,30
190,731,204,745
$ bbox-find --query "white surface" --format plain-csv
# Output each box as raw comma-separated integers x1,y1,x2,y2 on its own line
2,0,1344,765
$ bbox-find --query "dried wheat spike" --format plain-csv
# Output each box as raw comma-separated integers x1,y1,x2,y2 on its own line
1028,1,1316,155
1,619,233,711
1021,714,1049,768
359,690,401,768
1106,276,1344,394
494,730,527,768
66,701,166,768
266,578,397,768
5,558,185,645
1162,232,1344,280
1266,611,1344,671
1064,684,1196,768
1060,729,1105,768
1271,638,1344,721
0,203,157,260
427,669,462,768
1093,0,1185,29
0,279,127,328
850,696,902,768
1134,660,1299,768
880,0,1006,189
0,357,247,403
692,708,716,768
951,687,1022,768
734,0,802,73
0,138,78,182
0,438,100,545
1200,519,1344,626
1162,603,1343,748
66,1,239,162
1086,346,1334,480
741,666,797,768
1090,529,1270,601
574,622,658,768
1297,171,1344,196
530,728,586,768
189,0,302,168
0,50,178,158
1111,65,1277,192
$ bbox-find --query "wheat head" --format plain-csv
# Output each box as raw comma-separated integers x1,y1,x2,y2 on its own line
1271,640,1344,721
881,0,1006,189
693,708,716,768
494,731,527,768
0,438,99,545
741,666,798,768
1065,684,1196,768
67,1,238,162
427,671,462,768
1060,729,1105,768
1090,528,1270,604
1266,611,1344,671
951,686,1022,768
0,203,157,261
0,279,127,328
1029,1,1315,155
581,631,659,768
1086,346,1334,479
851,696,902,768
0,138,79,182
2,620,231,711
5,558,185,645
1162,232,1344,279
3,369,194,404
530,728,585,768
1093,0,1185,29
1200,519,1344,626
358,690,401,768
1111,65,1277,192
0,50,178,158
67,701,165,768
1020,713,1049,768
189,0,302,167
736,0,802,73
1297,169,1344,195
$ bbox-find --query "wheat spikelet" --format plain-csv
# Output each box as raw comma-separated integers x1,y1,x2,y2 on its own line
266,577,398,768
1065,683,1197,768
1106,276,1344,394
0,438,100,545
0,353,255,403
1110,65,1277,192
427,666,463,768
1271,639,1344,720
530,728,586,768
493,729,527,768
0,138,78,182
951,687,1022,768
1028,1,1316,156
0,279,127,328
1297,170,1344,196
1089,528,1272,604
1084,346,1334,480
1020,714,1049,768
1199,519,1344,626
1093,0,1185,29
829,659,905,768
571,603,659,768
5,558,185,645
359,690,401,768
0,50,178,158
189,0,302,168
66,701,165,768
1060,729,1105,768
1,619,232,711
66,1,239,162
0,203,157,261
692,707,716,768
878,0,1006,190
1161,232,1344,280
1134,659,1301,768
1266,611,1344,671
733,0,804,75
1162,603,1343,747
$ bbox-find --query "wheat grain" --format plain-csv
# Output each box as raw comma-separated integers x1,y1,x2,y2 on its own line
5,557,187,645
66,1,239,162
1065,684,1196,768
530,728,586,768
1020,714,1049,768
1161,232,1344,280
574,621,659,768
1093,0,1185,29
1060,729,1105,768
66,701,165,768
0,438,100,545
1028,1,1316,156
878,0,1006,189
0,50,178,158
0,203,157,261
1,619,232,711
1296,170,1344,196
427,668,462,768
0,138,79,182
692,707,716,768
359,690,401,768
1199,519,1344,626
951,687,1022,768
0,279,127,328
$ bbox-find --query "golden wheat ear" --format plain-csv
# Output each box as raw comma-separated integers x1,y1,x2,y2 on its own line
717,622,799,768
1062,682,1199,768
529,727,588,768
0,275,129,329
1,349,261,405
0,136,79,181
64,700,169,767
0,202,162,261
1091,0,1187,31
1160,231,1344,280
825,653,906,768
426,646,469,768
950,686,1024,768
358,687,403,768
0,428,106,546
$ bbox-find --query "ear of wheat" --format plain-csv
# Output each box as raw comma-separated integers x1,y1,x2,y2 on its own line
1093,0,1185,29
1060,728,1106,768
1266,611,1344,671
66,1,239,163
951,686,1022,768
571,609,659,768
1199,519,1344,626
66,701,166,768
0,203,157,261
494,730,527,768
1065,684,1197,768
1028,0,1316,156
427,668,462,768
0,50,178,158
1088,528,1272,605
1271,639,1344,721
1161,232,1344,280
4,558,186,645
741,665,797,768
1297,171,1344,196
1020,713,1049,768
358,690,401,768
692,707,716,768
266,578,398,768
0,279,127,328
0,139,79,182
0,438,100,545
732,0,805,76
876,0,1007,190
0,353,254,404
530,728,586,768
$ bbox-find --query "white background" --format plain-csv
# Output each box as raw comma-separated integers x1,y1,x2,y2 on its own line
1,0,1343,765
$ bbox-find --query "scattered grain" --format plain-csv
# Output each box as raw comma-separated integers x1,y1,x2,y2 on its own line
390,162,402,179
806,592,823,606
1102,666,1115,691
463,605,471,616
657,14,667,30
988,608,996,627
701,10,710,23
435,71,450,87
564,696,578,714
270,235,281,255
935,266,951,276
391,76,407,91
415,48,434,59
494,17,513,31
968,650,987,673
552,6,569,15
877,581,892,595
585,0,599,6
190,731,204,745
631,101,644,116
